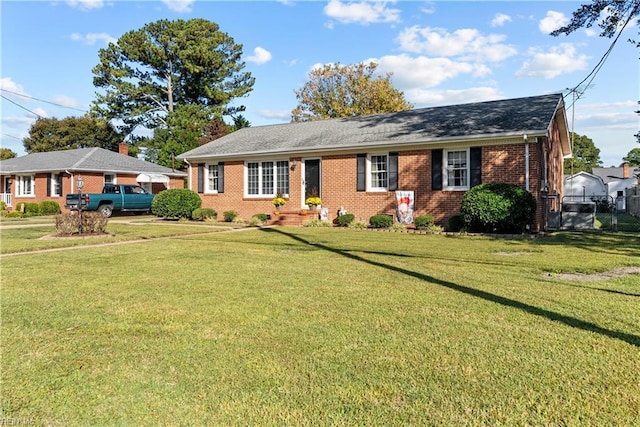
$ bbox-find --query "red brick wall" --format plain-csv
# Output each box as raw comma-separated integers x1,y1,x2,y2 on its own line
188,123,569,231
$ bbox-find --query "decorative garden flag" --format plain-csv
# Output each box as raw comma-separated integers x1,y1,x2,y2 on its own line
395,190,414,224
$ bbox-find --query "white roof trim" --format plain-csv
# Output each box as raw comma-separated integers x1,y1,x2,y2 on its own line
136,173,169,183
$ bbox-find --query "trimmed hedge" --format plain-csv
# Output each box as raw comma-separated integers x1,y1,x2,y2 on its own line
40,200,62,215
447,214,465,232
192,208,217,221
369,214,393,228
223,210,239,222
336,213,355,227
460,183,536,233
414,215,435,230
151,189,202,219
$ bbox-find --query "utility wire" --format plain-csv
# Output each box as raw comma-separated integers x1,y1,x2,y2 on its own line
0,88,87,113
0,94,45,119
565,1,640,109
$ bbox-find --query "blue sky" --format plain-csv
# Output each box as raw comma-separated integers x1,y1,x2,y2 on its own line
1,0,638,167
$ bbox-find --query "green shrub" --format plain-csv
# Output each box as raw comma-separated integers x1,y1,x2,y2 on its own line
0,201,6,211
6,211,23,218
250,213,269,226
369,214,393,228
40,200,61,215
336,213,355,227
223,210,239,222
24,202,41,216
304,219,332,227
151,189,202,219
447,214,465,232
414,215,435,230
390,223,406,231
192,208,217,221
460,183,536,233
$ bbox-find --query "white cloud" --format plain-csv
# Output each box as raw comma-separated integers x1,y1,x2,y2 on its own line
0,77,27,97
396,26,517,62
324,0,401,25
162,0,194,13
405,87,503,107
539,11,569,34
257,109,291,121
66,0,104,11
52,95,80,109
369,54,485,89
491,13,512,27
31,107,48,119
516,43,588,79
245,47,273,65
70,32,117,45
421,2,436,15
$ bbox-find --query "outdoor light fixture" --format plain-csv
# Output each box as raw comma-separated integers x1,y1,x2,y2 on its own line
290,160,297,170
76,175,84,191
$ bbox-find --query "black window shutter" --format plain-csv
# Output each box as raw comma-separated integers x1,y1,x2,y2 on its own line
470,147,482,187
388,152,398,191
218,162,224,193
356,154,366,191
46,173,51,197
431,149,443,190
197,164,204,193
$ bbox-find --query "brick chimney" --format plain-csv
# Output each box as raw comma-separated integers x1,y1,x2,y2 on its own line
118,142,129,156
623,162,630,178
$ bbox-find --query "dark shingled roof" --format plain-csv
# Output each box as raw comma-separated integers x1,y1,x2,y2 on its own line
0,147,187,176
179,93,565,160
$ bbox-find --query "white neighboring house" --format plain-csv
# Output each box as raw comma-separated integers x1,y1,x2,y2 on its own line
591,163,639,211
564,171,607,201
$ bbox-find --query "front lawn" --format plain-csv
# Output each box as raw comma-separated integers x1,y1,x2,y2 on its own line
1,228,639,425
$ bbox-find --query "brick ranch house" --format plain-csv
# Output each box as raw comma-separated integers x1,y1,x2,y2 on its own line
0,143,186,212
177,93,571,231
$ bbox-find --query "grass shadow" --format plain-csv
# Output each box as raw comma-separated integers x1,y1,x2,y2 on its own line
264,228,640,348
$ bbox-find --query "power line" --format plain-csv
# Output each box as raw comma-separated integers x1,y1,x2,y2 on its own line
0,88,87,113
0,94,45,119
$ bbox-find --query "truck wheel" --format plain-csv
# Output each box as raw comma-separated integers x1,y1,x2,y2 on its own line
98,204,113,218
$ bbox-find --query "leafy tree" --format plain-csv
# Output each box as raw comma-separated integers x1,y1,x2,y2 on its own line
564,132,603,173
23,116,122,154
551,0,640,47
91,18,255,136
291,62,413,122
0,148,17,160
623,147,640,166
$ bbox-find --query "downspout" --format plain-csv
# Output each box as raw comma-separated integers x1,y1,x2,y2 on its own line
65,170,74,192
183,159,192,191
524,134,530,191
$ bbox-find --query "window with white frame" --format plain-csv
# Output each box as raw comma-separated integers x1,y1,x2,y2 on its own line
444,149,469,190
368,154,388,191
246,160,289,197
104,174,116,184
207,164,219,193
51,173,62,196
16,175,35,196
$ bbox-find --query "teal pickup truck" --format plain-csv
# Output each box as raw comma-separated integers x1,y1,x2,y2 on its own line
65,184,154,217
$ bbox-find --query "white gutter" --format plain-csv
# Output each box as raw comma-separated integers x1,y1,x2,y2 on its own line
524,134,530,191
65,170,74,192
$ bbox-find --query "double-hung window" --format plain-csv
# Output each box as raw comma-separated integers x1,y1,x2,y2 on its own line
369,154,388,191
104,174,116,185
51,173,63,197
207,164,219,193
16,175,34,197
246,160,289,197
444,149,469,190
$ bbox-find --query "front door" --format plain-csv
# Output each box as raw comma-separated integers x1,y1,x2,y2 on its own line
303,159,321,207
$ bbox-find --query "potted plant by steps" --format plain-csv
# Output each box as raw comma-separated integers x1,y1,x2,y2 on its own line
305,194,322,211
272,192,287,214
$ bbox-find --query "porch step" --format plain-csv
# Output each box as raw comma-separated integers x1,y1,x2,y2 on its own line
267,210,318,226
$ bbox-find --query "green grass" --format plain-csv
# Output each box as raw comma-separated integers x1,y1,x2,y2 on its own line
1,228,639,425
